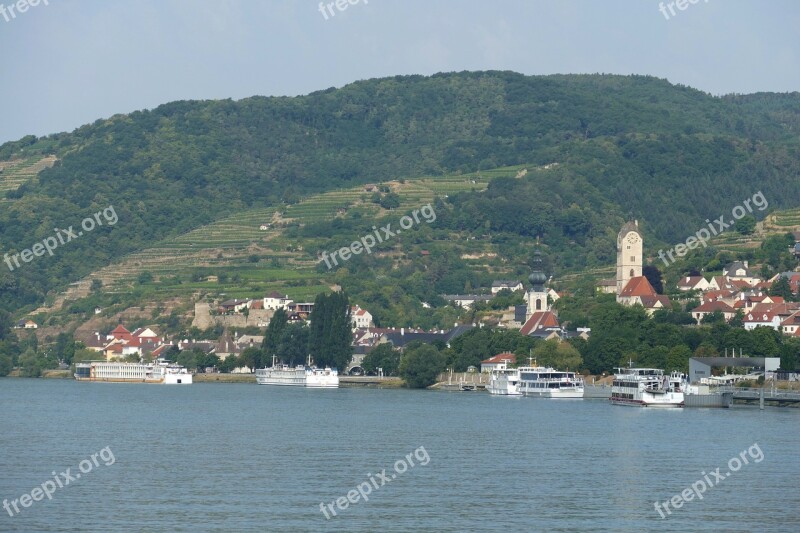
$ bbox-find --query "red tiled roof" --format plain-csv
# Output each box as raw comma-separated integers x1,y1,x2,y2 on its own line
677,276,703,287
703,290,735,302
620,276,657,298
111,325,130,334
693,301,736,313
640,295,671,309
780,312,800,326
481,352,517,365
520,311,560,335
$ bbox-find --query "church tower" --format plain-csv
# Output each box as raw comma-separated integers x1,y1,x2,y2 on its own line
616,220,642,297
525,249,549,320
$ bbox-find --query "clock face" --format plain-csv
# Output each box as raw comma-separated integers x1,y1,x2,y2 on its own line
626,233,638,244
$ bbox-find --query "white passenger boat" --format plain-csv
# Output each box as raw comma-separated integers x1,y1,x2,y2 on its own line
610,366,684,407
74,359,193,384
256,355,339,388
517,366,584,398
486,368,522,395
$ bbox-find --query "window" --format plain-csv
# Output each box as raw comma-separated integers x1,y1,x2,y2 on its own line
630,269,634,277
536,299,542,310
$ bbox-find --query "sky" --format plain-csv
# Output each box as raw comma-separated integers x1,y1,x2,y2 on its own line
0,0,798,144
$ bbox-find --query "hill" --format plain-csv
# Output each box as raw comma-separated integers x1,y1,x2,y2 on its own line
1,71,799,318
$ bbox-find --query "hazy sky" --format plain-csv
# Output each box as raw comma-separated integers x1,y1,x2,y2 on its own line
0,0,798,144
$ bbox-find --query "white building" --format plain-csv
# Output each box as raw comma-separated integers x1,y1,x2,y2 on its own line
351,306,374,329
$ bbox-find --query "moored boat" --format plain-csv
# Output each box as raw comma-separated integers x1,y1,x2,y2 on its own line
610,366,684,407
518,366,584,398
74,359,193,384
486,368,522,395
256,355,339,388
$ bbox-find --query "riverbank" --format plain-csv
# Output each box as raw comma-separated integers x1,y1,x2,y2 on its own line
193,374,405,387
194,373,256,383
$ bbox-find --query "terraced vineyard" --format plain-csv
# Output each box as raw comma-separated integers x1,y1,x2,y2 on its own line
700,207,800,254
40,164,527,311
0,155,57,197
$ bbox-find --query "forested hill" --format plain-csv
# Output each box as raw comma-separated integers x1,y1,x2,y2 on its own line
1,71,799,313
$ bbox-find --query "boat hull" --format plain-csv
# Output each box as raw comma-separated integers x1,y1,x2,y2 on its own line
520,387,584,399
256,367,339,388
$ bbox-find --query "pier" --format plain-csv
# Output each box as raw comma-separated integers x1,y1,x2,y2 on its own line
732,388,800,407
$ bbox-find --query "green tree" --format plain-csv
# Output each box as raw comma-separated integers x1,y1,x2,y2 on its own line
218,354,240,373
0,353,12,376
308,292,352,371
666,345,692,372
276,323,310,367
262,308,288,358
643,265,664,294
769,276,794,300
239,347,263,370
533,339,583,370
18,349,42,377
399,344,446,388
362,343,401,376
734,215,756,235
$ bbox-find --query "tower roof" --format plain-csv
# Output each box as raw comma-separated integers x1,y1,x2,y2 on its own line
618,220,641,240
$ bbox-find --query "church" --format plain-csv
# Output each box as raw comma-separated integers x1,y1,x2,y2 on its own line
613,220,671,314
519,249,563,338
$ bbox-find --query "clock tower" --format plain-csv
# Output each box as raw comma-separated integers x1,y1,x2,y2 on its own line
616,220,642,297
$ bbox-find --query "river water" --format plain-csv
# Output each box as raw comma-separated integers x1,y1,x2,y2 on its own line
1,379,797,532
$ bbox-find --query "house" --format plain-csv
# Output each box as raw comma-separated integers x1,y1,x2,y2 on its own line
371,325,474,352
708,276,738,292
773,272,800,295
177,340,217,354
480,352,516,373
109,325,132,342
520,311,561,339
491,280,524,294
781,311,800,336
617,276,672,315
291,302,315,316
237,334,264,348
723,261,760,285
441,294,493,309
702,290,736,305
363,184,378,192
351,306,374,329
263,291,293,311
596,279,617,294
743,311,784,331
676,276,710,292
15,319,38,329
218,299,251,313
103,341,125,360
691,301,736,324
131,327,159,342
84,332,108,352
